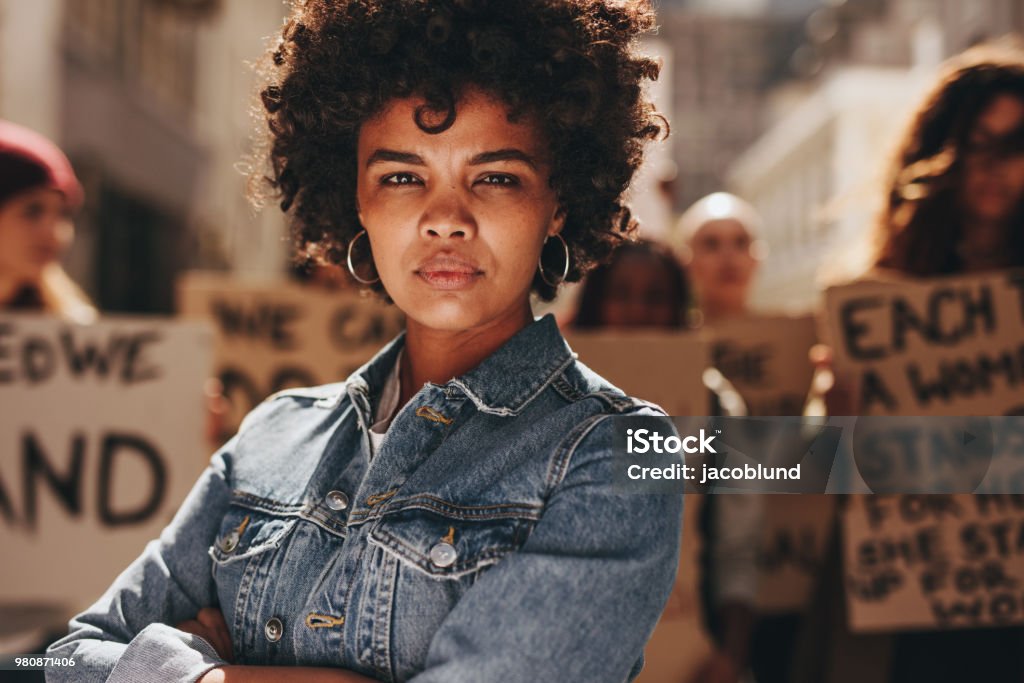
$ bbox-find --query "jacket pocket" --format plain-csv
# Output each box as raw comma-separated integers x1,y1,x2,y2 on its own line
208,501,299,569
367,505,535,580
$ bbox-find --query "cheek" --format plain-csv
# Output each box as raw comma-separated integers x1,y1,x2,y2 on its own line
1007,161,1024,197
0,219,29,257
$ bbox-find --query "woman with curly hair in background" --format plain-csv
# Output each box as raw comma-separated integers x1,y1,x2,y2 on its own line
801,39,1024,683
47,1,683,682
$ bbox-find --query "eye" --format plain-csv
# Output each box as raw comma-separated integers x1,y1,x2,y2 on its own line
381,173,422,186
22,202,46,220
477,174,519,187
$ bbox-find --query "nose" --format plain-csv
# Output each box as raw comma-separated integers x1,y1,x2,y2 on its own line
418,188,477,240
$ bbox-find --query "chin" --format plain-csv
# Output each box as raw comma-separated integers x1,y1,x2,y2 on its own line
398,297,486,332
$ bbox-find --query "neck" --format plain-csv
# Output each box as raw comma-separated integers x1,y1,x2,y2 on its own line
397,302,534,407
0,274,31,307
959,217,1011,271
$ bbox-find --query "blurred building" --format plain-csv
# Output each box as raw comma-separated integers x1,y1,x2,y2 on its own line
725,0,1024,313
656,0,816,213
0,0,289,314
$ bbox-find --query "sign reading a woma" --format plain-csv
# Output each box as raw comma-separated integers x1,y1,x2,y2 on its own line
0,314,212,612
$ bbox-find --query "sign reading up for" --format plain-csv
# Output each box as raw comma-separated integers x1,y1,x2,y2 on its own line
177,272,405,437
0,314,212,611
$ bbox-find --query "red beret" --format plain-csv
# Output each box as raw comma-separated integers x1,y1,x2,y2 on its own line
0,119,84,210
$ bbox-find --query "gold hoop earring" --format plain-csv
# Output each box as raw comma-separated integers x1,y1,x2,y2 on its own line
346,229,380,284
538,233,569,287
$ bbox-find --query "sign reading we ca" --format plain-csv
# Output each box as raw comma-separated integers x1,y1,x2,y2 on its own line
0,314,212,609
826,270,1024,416
177,273,405,437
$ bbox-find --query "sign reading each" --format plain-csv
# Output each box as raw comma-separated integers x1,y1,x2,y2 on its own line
827,270,1024,631
825,270,1024,416
0,313,213,611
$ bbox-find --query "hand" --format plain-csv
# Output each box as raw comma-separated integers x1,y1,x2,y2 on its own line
177,606,234,663
204,377,230,448
805,344,858,417
692,649,741,683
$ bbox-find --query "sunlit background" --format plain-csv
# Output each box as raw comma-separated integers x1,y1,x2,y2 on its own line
1,0,1021,315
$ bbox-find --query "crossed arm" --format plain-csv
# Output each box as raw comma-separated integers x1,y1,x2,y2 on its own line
46,414,682,683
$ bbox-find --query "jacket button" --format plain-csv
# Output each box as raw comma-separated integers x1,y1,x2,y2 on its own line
429,542,457,568
219,531,239,553
325,490,349,511
265,617,284,642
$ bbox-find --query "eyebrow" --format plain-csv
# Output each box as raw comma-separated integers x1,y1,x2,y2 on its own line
365,148,539,169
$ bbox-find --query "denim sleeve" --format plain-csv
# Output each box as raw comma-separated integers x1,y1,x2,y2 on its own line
43,435,238,683
409,413,684,683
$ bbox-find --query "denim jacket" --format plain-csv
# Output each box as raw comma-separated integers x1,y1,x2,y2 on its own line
46,314,683,683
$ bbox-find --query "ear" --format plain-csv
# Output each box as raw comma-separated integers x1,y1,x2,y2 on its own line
547,205,567,238
678,243,694,266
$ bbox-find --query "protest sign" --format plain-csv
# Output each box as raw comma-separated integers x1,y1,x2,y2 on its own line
844,494,1024,631
824,270,1024,417
827,270,1024,630
177,272,405,437
708,314,818,417
564,330,710,416
706,315,831,613
0,313,212,611
564,330,713,679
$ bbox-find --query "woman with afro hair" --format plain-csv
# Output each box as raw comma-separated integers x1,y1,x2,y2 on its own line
47,1,683,681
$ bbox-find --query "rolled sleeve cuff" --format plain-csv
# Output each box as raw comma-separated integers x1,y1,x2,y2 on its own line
106,623,228,683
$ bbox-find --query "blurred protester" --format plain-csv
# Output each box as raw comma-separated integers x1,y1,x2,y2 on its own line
682,193,790,683
0,120,94,323
571,238,690,329
677,192,764,325
570,237,758,683
803,39,1024,683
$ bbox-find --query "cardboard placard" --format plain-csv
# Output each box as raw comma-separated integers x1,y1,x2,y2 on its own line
563,330,710,417
177,272,405,436
564,331,713,679
824,270,1024,417
843,494,1024,631
755,495,835,614
707,315,830,614
708,315,818,417
0,314,212,612
827,271,1024,631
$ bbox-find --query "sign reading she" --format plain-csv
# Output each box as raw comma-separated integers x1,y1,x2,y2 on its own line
708,314,818,417
177,272,405,437
844,494,1024,631
0,314,212,611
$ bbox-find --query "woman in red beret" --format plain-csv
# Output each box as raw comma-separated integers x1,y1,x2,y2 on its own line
0,119,95,323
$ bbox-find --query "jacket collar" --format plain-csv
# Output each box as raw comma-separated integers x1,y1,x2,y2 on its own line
345,313,575,417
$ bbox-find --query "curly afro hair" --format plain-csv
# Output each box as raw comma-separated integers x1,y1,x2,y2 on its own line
253,0,668,301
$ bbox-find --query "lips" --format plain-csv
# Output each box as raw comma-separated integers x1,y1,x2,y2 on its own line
415,253,483,290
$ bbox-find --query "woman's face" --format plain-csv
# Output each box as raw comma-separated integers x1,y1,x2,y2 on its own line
356,87,564,333
599,252,679,329
687,218,757,311
960,93,1024,224
0,187,73,284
